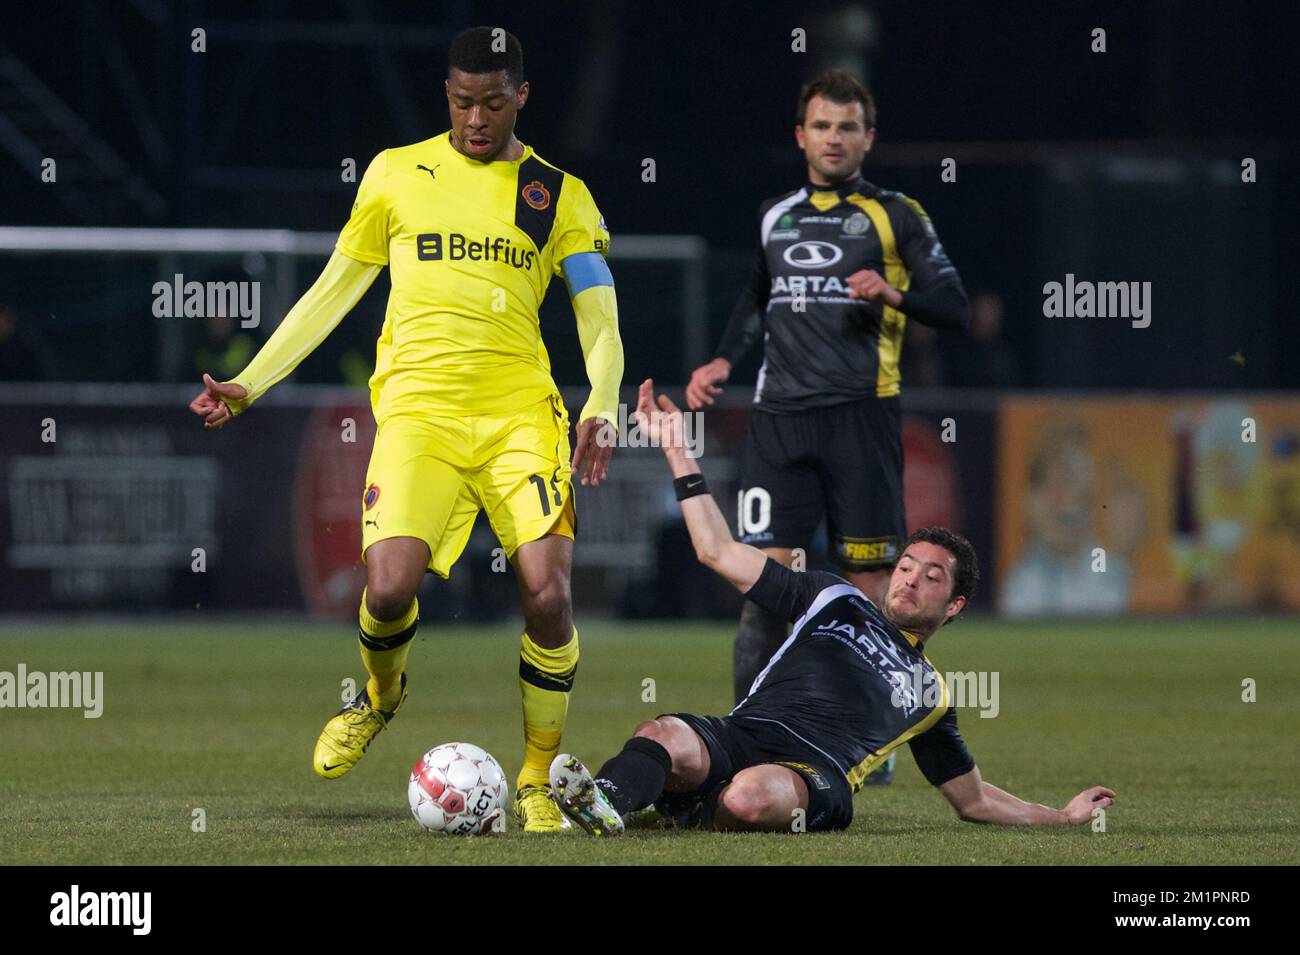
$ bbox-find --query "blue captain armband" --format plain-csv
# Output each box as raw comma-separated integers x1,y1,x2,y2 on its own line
561,252,615,297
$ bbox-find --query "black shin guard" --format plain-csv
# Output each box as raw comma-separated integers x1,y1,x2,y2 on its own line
732,599,790,705
594,736,673,816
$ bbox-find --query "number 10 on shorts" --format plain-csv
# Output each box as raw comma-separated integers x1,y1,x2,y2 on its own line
738,487,771,536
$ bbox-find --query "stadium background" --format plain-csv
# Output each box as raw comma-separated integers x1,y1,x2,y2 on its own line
3,1,1297,621
2,1,1299,870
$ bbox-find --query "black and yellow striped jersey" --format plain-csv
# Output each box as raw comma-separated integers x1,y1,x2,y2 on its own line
716,176,968,411
734,557,975,791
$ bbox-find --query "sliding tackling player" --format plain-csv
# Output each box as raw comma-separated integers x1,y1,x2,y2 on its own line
547,381,1114,835
188,28,623,832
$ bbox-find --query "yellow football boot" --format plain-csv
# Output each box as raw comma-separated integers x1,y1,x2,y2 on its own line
514,783,573,833
313,673,408,779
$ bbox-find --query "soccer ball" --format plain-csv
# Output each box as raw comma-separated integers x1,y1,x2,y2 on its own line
408,742,508,835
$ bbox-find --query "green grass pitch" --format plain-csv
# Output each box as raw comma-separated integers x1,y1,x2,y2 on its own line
1,617,1297,865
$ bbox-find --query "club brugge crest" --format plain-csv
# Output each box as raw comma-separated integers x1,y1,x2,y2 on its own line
364,483,381,510
522,180,551,211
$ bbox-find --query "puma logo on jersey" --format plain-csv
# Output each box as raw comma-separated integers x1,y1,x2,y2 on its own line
415,163,440,180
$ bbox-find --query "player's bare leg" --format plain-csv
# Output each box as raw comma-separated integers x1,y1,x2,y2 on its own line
312,536,427,779
361,536,430,702
733,546,795,704
631,716,711,792
556,717,815,833
607,720,812,833
713,764,810,832
510,532,578,830
512,532,574,649
550,715,709,835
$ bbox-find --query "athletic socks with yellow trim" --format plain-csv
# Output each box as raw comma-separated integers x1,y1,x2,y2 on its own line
517,628,579,790
358,589,418,712
594,736,674,816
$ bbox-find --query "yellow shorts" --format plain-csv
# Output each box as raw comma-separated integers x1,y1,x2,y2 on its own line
360,394,575,578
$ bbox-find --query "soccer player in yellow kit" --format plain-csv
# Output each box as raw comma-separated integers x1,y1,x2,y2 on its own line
187,27,623,832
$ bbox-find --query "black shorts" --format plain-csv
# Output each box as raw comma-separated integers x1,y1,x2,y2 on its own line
738,396,906,570
665,712,854,832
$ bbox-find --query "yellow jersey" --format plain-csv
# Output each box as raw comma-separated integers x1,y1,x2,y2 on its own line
337,131,611,420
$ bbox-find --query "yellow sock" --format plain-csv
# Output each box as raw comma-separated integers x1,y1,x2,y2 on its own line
358,588,418,711
517,627,579,790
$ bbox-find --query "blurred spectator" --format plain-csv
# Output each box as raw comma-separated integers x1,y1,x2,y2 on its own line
0,303,47,381
942,291,1019,387
193,315,255,382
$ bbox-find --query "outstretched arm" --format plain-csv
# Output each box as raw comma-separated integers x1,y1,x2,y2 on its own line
635,378,767,593
563,252,624,487
938,765,1115,826
188,249,381,429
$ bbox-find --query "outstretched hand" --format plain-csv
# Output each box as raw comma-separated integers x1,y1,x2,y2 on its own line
188,373,248,431
635,378,690,457
570,417,616,487
1062,785,1116,824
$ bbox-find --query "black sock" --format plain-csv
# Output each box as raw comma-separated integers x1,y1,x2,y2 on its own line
733,599,790,705
594,737,673,815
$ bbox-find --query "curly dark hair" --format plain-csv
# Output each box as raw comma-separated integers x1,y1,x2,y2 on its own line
796,69,876,127
903,527,980,608
449,26,524,89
